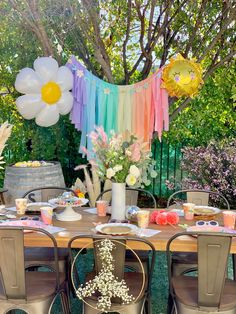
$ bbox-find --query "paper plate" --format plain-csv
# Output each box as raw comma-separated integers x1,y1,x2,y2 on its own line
26,202,56,213
95,223,138,235
193,206,221,216
0,220,45,232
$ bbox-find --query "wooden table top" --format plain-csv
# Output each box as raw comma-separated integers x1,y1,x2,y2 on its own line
23,208,236,252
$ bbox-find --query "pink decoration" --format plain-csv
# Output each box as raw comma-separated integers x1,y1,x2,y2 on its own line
166,212,179,225
156,212,167,225
129,142,141,162
150,209,179,226
150,210,159,223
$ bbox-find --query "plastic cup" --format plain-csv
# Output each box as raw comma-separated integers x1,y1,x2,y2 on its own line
96,200,108,217
183,203,195,221
137,210,150,229
223,211,236,229
40,206,53,225
15,198,27,215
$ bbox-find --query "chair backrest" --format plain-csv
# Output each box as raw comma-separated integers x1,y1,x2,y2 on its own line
96,188,157,208
167,231,233,310
22,186,77,202
0,226,60,300
68,234,156,307
167,189,230,210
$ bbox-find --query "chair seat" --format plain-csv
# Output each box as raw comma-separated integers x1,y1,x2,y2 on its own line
0,272,66,301
172,276,236,310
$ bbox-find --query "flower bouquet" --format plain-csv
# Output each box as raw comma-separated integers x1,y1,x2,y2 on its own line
85,126,157,219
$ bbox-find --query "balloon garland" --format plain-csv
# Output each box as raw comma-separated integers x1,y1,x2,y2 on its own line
161,54,203,98
15,57,73,127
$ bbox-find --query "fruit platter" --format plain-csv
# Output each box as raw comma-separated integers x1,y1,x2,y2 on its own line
48,194,89,222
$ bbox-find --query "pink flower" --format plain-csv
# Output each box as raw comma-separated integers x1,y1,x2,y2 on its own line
89,131,98,141
95,126,108,143
129,143,141,162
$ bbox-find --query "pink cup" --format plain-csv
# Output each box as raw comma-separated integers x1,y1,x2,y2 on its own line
96,201,108,217
223,211,236,229
40,206,53,225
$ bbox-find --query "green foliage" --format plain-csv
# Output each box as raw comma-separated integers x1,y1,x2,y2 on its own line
166,63,236,145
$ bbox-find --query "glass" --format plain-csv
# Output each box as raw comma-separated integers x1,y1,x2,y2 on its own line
196,220,219,227
183,203,195,221
40,206,53,225
222,211,236,229
96,200,108,217
15,198,28,215
137,210,150,229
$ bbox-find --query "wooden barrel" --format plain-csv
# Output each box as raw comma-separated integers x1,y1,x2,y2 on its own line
4,161,65,204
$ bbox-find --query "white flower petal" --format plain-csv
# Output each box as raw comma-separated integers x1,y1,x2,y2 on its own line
15,68,42,94
34,57,59,83
57,92,73,115
16,95,45,119
35,105,59,127
56,66,73,91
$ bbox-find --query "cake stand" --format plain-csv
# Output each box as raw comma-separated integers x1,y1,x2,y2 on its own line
48,198,89,221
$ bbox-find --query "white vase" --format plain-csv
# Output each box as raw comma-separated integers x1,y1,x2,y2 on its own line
111,182,126,220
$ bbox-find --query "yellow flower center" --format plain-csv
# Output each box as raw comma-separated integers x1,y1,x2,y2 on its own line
41,81,61,105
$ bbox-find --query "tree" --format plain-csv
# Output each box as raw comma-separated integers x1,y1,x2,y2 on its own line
1,0,235,121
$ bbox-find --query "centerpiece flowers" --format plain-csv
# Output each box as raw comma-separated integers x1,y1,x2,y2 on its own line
86,126,157,219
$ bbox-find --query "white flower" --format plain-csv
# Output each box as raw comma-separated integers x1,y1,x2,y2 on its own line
15,57,73,127
150,170,157,178
129,165,140,178
113,165,123,172
126,174,137,186
106,168,115,179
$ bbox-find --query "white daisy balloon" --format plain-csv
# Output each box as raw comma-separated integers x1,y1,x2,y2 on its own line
15,57,73,127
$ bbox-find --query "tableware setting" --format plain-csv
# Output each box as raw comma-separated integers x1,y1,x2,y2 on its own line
95,223,138,235
48,194,89,221
26,202,56,214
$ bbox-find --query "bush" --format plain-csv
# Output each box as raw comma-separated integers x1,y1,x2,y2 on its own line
181,140,236,207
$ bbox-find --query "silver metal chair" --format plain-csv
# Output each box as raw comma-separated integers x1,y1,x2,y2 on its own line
167,189,230,210
96,187,157,209
167,231,236,314
0,226,69,314
68,234,156,314
22,187,77,273
167,189,230,276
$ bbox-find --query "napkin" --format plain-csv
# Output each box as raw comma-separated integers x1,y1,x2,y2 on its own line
83,208,97,214
136,228,161,237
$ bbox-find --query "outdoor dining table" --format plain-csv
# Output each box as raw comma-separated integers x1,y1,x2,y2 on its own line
21,208,236,253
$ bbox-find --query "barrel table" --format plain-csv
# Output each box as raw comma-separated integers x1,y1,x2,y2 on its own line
4,161,65,204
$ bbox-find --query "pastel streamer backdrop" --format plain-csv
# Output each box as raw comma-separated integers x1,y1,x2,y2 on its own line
66,56,169,153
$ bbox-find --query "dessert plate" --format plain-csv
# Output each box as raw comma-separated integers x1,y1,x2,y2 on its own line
95,223,138,235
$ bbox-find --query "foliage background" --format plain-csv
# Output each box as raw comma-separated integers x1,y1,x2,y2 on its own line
0,1,235,204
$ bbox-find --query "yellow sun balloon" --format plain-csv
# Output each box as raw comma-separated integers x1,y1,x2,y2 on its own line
162,54,203,98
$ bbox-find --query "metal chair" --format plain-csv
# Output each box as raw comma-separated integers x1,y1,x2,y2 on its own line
22,187,77,273
96,187,157,209
0,226,69,314
22,186,77,203
68,234,156,314
167,189,230,210
167,189,230,276
166,231,236,314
